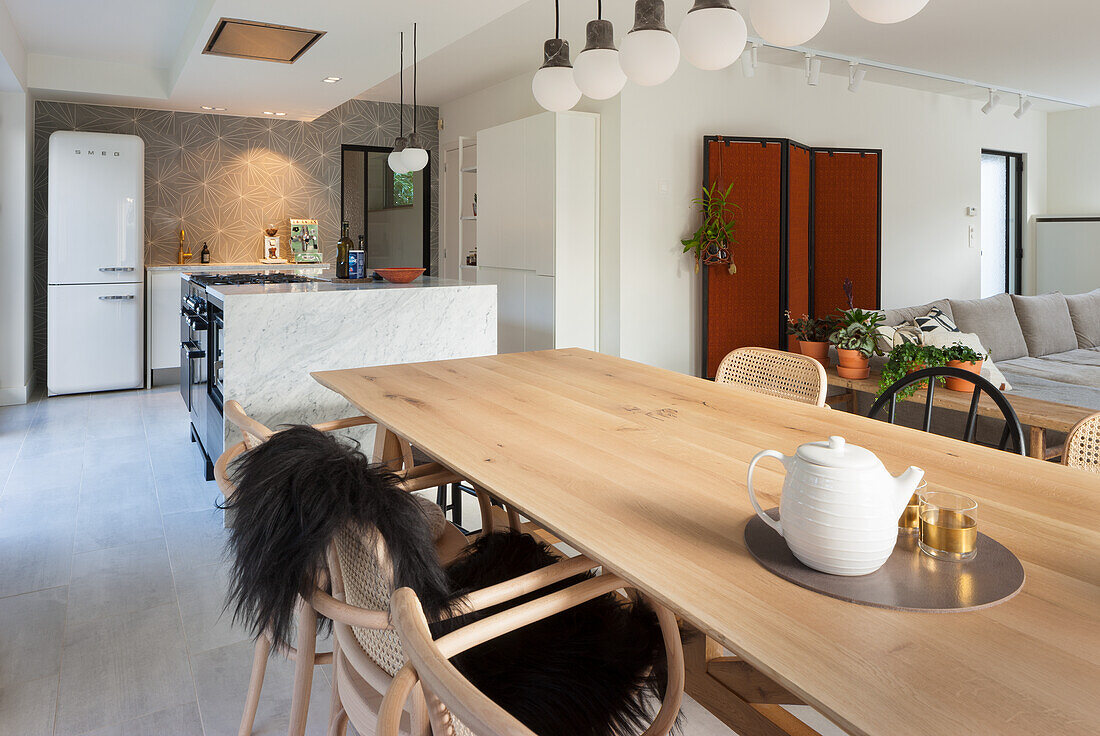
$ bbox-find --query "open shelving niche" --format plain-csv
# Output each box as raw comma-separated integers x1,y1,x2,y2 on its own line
457,135,477,275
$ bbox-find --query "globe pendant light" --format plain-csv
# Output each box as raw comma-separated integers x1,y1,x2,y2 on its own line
750,0,829,47
847,0,929,24
573,2,626,100
619,0,680,86
401,23,429,173
679,0,748,71
532,0,582,111
388,32,409,175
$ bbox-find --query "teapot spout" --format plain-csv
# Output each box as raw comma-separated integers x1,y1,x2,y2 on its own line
892,466,925,517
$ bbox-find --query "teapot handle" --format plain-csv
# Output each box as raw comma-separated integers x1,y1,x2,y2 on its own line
746,450,788,537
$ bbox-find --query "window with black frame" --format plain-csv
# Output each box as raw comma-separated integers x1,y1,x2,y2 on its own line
341,144,430,271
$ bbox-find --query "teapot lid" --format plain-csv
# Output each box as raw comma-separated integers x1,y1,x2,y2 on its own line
796,436,881,470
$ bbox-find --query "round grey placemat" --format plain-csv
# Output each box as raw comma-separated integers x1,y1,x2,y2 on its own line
744,509,1025,612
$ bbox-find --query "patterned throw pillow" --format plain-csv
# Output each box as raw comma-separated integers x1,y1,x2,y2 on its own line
913,306,960,333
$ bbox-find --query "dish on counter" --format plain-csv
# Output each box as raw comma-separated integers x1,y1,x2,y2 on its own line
374,267,425,283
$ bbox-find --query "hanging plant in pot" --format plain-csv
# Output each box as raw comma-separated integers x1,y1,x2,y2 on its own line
878,343,947,400
682,181,739,274
829,308,884,379
942,342,987,391
785,311,837,367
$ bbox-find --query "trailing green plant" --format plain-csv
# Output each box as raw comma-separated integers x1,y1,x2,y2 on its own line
828,308,885,358
785,311,837,343
682,181,739,274
878,343,947,400
942,342,986,364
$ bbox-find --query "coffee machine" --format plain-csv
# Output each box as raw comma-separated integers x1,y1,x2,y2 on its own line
289,218,322,263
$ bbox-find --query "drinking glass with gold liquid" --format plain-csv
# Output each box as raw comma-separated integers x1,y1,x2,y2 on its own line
918,491,978,561
898,480,927,533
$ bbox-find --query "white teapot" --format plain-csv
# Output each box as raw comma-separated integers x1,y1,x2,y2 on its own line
746,436,924,576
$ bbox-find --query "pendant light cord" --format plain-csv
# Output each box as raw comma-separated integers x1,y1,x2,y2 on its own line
555,0,560,38
411,22,418,135
597,0,602,21
397,32,404,137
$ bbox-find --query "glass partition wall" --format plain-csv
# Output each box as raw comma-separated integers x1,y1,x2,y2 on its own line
341,145,431,272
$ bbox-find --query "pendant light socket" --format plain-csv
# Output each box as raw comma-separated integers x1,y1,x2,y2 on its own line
540,38,573,69
581,19,616,51
630,0,672,32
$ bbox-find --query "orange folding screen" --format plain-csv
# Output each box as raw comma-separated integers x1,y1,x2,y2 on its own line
703,139,783,378
786,145,811,351
812,150,881,315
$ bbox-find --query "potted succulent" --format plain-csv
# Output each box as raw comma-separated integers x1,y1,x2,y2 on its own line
878,343,947,400
682,181,739,274
942,342,987,391
829,308,884,379
786,311,837,367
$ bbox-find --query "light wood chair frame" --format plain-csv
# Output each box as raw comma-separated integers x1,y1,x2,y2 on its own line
1063,411,1100,473
377,585,684,736
217,400,476,736
714,347,829,408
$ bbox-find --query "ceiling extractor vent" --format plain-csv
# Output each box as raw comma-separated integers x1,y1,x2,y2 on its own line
203,18,325,64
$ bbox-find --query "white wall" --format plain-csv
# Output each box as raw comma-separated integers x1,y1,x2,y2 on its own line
0,90,33,404
1047,106,1100,215
441,61,1047,376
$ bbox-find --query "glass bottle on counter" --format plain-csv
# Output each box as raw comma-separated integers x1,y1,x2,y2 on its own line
350,235,366,279
336,221,353,279
200,242,210,264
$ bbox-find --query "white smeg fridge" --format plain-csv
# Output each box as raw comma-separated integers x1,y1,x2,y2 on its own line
47,131,145,395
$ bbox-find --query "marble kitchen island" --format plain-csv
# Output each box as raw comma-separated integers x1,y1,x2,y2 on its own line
208,275,496,452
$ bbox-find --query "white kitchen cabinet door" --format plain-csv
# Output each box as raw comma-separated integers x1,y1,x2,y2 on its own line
478,266,526,354
524,273,554,351
476,127,503,269
147,270,183,372
524,114,555,275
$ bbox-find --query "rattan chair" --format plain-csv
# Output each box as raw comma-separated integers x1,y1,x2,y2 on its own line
1063,412,1100,473
372,584,684,736
714,347,828,407
217,400,470,736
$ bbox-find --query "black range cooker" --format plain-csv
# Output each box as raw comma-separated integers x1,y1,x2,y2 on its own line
180,272,317,479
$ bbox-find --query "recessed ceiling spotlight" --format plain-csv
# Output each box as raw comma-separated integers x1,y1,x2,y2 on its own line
322,76,342,83
263,111,274,115
200,105,214,110
214,107,226,111
274,111,287,116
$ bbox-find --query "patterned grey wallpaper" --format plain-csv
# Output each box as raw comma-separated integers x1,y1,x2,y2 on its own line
32,99,439,378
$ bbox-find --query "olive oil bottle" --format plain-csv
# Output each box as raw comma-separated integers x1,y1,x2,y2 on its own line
336,221,353,279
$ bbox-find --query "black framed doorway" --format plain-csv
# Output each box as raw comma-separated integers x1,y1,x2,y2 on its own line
980,149,1023,296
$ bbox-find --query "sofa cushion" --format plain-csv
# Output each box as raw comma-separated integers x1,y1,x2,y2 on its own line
948,293,1028,361
914,306,960,334
879,299,953,328
1011,293,1078,356
1065,288,1100,348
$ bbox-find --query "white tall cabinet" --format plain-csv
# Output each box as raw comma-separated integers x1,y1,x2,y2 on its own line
476,111,598,354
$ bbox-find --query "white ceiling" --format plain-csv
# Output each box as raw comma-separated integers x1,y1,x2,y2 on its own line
1,0,530,119
359,0,1100,109
3,0,1098,118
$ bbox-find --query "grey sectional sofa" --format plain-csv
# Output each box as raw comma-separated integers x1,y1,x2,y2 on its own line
879,289,1100,411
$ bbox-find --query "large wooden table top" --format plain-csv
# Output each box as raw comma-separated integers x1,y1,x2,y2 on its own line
826,365,1093,434
313,349,1100,736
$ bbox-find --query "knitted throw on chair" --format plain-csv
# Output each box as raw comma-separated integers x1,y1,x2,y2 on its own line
221,426,673,736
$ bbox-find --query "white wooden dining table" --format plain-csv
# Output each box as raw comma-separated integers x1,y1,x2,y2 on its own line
313,348,1100,736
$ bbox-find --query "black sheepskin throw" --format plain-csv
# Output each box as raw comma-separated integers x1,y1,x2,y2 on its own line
222,425,672,736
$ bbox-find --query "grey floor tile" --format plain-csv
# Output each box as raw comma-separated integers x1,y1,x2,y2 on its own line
0,675,58,736
0,519,75,598
163,508,229,572
67,539,175,625
192,640,332,736
3,448,84,494
73,486,164,554
174,561,249,655
55,603,194,736
0,587,67,689
79,701,204,736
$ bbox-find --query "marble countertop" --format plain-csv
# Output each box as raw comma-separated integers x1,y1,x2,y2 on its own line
147,262,331,272
206,271,478,299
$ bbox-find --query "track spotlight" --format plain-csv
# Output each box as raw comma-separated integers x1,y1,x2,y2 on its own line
848,62,866,92
741,42,759,78
1014,95,1032,119
805,53,821,86
981,89,1001,115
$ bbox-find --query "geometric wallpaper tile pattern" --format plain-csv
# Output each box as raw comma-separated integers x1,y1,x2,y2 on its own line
32,99,439,380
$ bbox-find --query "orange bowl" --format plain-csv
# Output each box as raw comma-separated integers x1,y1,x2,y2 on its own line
374,267,425,284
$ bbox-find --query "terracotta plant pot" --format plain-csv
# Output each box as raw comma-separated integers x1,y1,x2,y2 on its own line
836,348,870,379
945,360,983,391
905,362,927,375
797,340,830,367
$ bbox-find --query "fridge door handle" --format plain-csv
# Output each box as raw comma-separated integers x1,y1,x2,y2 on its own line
98,294,135,301
98,266,135,272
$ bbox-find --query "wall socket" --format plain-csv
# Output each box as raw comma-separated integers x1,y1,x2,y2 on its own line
969,225,976,248
966,206,978,216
